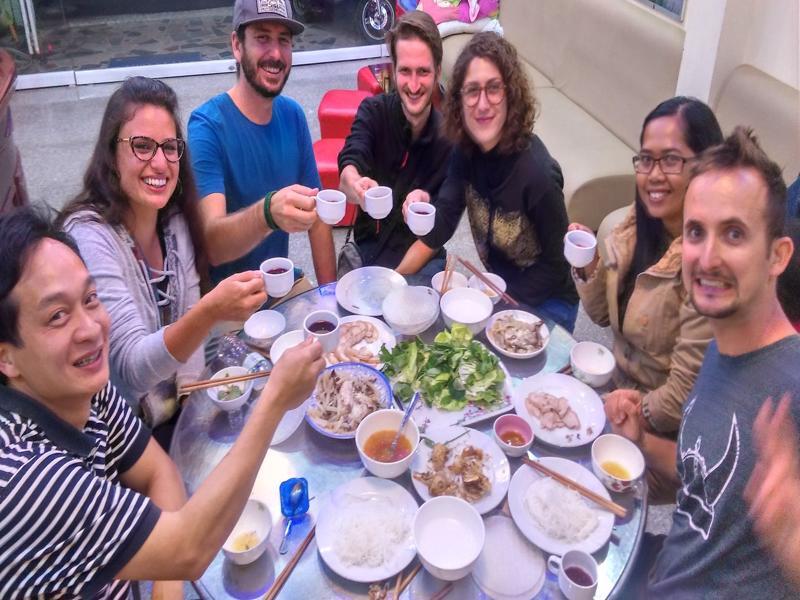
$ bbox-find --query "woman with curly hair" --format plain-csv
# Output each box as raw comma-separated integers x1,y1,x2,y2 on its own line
399,32,577,329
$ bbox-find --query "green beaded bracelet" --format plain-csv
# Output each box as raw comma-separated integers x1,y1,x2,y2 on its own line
263,191,282,232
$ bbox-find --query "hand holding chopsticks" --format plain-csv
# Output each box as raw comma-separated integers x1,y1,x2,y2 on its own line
178,369,270,396
522,455,627,518
263,525,316,600
455,257,519,307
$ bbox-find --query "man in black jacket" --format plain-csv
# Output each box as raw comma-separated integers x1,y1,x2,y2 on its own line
338,10,451,274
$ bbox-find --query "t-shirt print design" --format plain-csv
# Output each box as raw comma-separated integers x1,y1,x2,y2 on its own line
676,396,740,540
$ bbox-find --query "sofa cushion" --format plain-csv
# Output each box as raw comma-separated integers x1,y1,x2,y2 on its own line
713,65,800,183
535,87,636,229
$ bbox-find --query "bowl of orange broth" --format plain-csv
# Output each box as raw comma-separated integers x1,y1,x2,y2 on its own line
591,434,645,493
356,408,420,478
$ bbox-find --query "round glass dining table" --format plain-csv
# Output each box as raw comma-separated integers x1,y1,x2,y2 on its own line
170,281,647,599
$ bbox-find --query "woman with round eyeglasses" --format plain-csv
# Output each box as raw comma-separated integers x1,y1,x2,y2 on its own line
569,97,723,483
59,77,266,442
399,32,578,330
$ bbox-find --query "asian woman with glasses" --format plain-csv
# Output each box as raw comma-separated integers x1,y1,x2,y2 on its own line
398,32,578,331
58,77,266,443
568,97,723,500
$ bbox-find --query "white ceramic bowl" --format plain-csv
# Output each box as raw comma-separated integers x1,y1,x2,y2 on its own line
492,414,534,458
468,273,507,305
355,408,420,478
570,341,616,388
431,270,468,294
485,309,550,360
440,287,494,335
414,496,486,581
591,434,645,493
243,310,286,348
206,366,254,412
382,286,440,335
222,497,273,565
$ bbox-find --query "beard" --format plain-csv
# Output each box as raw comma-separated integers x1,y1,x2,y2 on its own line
240,47,291,99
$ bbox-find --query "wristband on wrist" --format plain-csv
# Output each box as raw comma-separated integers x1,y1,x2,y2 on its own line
263,191,282,232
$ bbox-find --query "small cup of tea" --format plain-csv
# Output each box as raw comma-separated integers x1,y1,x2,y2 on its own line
259,257,294,298
316,189,346,225
364,186,393,220
563,230,598,268
406,201,436,236
303,310,341,353
547,549,598,600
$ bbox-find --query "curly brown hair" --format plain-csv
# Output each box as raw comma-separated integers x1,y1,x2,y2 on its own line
443,32,536,154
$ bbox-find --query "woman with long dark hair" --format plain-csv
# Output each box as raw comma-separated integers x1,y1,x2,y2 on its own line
59,77,265,434
398,32,578,330
570,96,723,442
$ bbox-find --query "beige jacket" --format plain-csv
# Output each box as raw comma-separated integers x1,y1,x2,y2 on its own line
575,205,712,433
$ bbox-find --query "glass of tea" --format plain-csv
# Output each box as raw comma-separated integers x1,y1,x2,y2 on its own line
259,257,294,298
303,310,341,352
547,549,598,600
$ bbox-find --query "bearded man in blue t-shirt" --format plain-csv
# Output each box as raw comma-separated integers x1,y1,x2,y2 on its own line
607,127,800,598
189,0,335,285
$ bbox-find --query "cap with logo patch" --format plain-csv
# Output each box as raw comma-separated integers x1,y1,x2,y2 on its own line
233,0,305,35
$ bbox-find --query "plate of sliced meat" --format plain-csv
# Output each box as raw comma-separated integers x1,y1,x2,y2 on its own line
324,316,396,368
512,373,606,448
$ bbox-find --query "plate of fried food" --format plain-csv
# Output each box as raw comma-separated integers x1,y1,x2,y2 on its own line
411,426,510,515
324,316,396,368
512,373,605,448
485,310,550,359
306,363,394,439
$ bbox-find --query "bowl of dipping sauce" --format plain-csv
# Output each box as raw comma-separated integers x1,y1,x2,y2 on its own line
206,366,254,412
243,309,286,348
431,270,468,294
440,287,494,335
591,433,645,493
222,497,272,565
356,408,420,478
468,273,507,306
570,341,616,388
414,496,486,581
492,414,534,457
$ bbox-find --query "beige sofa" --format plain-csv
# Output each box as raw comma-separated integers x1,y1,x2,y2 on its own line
441,0,685,229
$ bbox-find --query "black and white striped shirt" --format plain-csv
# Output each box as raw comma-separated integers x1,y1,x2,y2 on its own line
0,382,160,598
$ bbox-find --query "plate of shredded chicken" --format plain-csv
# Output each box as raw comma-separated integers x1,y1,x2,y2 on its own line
324,316,396,368
485,310,550,359
512,373,605,447
306,363,394,439
411,426,510,514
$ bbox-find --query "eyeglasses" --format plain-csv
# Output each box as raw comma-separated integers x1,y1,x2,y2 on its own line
117,136,185,163
632,153,691,175
460,80,506,107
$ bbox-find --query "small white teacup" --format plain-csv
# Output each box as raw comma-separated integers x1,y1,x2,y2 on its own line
303,310,341,353
407,202,436,236
364,186,393,220
547,549,598,600
260,257,294,298
564,230,598,268
316,189,346,225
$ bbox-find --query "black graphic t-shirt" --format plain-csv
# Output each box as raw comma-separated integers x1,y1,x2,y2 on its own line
648,335,800,599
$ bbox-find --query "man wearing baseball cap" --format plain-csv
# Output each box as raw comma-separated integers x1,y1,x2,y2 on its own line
188,0,335,288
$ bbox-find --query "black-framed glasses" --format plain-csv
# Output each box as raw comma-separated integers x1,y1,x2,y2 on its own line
117,136,185,163
632,153,691,175
460,80,506,107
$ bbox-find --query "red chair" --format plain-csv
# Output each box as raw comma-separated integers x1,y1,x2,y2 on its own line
312,138,357,227
317,89,372,139
357,64,389,95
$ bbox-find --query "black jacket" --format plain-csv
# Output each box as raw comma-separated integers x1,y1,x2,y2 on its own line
338,92,451,268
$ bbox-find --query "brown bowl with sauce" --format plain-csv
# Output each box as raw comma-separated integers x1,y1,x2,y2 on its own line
493,414,534,457
355,408,420,478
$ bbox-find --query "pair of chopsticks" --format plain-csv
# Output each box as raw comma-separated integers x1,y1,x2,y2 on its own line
177,369,271,395
456,257,519,307
393,562,421,598
522,456,627,518
440,254,456,293
264,525,316,600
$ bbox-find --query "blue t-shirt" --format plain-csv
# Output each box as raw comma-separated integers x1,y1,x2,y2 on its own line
649,335,800,599
188,93,321,283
